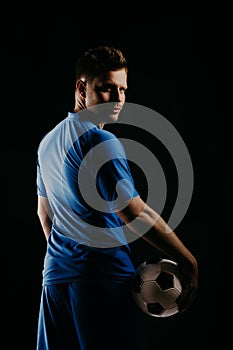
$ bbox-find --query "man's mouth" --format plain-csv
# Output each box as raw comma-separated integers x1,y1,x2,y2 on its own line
111,105,122,113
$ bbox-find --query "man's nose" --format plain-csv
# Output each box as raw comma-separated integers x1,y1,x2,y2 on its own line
111,89,123,101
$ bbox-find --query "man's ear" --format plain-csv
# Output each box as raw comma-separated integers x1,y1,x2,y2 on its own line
76,80,86,98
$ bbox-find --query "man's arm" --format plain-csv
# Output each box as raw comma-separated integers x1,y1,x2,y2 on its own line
37,195,53,240
116,195,198,314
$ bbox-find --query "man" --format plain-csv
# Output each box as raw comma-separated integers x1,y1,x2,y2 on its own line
36,46,198,350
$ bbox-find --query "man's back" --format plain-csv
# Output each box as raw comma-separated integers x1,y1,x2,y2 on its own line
37,111,139,247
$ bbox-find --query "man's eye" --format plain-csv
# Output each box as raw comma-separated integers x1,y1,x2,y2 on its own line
96,85,112,93
101,87,112,92
97,85,127,94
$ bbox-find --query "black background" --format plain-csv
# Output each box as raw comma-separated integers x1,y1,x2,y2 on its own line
2,7,229,349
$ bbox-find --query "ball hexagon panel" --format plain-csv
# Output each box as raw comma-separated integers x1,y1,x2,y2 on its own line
132,259,182,318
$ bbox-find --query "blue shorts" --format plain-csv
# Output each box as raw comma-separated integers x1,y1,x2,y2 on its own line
36,279,145,350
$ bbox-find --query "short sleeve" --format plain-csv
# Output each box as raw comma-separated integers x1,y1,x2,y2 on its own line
36,158,47,197
94,135,139,210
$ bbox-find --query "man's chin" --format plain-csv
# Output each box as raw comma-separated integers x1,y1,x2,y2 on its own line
107,113,120,123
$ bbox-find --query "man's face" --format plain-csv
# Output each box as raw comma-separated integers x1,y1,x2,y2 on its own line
85,69,128,123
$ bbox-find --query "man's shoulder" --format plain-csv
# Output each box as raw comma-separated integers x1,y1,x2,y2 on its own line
91,128,124,151
93,127,117,142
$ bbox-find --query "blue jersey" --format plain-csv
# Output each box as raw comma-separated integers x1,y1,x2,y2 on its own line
37,112,139,284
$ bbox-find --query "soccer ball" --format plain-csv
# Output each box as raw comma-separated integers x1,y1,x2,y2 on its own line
131,259,182,318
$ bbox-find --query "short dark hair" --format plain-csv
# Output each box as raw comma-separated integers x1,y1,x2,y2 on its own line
75,46,128,82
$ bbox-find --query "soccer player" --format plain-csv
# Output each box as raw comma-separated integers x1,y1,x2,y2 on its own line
36,45,198,350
